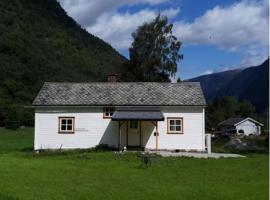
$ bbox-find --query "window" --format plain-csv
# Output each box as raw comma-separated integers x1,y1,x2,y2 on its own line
238,129,244,134
130,121,138,129
167,118,183,134
103,107,115,118
59,117,75,133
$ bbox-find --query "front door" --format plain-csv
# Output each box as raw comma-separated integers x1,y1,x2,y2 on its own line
128,121,140,147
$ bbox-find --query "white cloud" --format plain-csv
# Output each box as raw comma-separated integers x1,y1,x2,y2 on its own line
58,0,170,26
161,8,180,19
173,0,269,66
174,1,268,49
87,8,180,49
202,70,214,75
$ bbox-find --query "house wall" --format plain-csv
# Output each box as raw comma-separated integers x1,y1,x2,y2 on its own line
142,107,205,151
34,107,118,150
235,120,261,135
34,106,205,151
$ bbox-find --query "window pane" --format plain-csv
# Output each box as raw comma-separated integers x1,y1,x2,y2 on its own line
67,125,73,130
110,108,114,116
61,119,67,125
67,119,73,125
170,120,175,125
176,120,181,125
176,126,181,131
104,107,114,117
61,125,66,130
170,125,176,131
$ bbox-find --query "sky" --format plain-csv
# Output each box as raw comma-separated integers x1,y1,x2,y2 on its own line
58,0,269,80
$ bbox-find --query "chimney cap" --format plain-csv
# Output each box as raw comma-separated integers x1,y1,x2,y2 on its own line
107,73,118,82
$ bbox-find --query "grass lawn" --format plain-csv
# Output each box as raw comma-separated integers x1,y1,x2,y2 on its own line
0,128,268,200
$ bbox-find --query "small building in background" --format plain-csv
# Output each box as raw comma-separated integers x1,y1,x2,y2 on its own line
218,117,263,136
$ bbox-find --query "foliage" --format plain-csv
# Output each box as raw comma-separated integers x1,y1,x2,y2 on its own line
94,143,117,151
206,96,256,131
212,135,269,154
122,15,183,82
0,0,126,128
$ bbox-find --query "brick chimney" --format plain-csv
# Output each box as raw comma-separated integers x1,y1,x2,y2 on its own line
107,74,118,82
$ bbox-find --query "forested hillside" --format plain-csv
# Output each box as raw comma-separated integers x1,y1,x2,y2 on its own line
220,59,269,114
0,0,126,127
188,69,242,102
189,59,269,115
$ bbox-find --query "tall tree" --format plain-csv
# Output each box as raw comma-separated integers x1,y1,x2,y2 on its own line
125,14,183,82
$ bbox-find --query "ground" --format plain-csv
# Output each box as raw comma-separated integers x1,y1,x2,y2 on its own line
0,128,268,200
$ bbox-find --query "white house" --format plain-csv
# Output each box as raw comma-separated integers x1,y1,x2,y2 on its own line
218,117,263,136
32,76,207,151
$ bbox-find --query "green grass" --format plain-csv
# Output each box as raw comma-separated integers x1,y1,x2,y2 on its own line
0,128,268,200
0,128,33,152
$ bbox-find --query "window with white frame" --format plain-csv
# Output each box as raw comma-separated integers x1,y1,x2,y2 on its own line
59,117,75,133
103,107,115,118
167,118,183,134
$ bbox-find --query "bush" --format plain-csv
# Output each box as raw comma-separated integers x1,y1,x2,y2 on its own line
94,144,116,151
5,107,20,130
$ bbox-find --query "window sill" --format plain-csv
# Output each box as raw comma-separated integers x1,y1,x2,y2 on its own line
103,116,112,119
58,131,75,134
167,132,184,134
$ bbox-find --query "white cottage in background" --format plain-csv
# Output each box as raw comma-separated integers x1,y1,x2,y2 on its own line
32,76,207,151
218,117,263,136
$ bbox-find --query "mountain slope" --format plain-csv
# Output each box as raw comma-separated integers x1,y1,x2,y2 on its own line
220,59,269,114
188,69,242,101
0,0,126,126
188,59,269,114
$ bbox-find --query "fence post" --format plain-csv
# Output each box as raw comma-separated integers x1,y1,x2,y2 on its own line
205,133,211,154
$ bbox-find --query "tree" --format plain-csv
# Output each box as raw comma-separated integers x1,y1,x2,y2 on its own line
126,14,183,82
205,96,256,131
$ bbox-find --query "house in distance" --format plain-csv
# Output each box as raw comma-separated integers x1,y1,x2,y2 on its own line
218,117,263,136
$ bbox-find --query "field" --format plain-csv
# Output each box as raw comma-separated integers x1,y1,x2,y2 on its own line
0,128,268,200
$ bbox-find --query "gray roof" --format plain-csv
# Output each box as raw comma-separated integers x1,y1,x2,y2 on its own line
32,82,206,106
218,118,245,126
219,117,263,126
112,110,164,121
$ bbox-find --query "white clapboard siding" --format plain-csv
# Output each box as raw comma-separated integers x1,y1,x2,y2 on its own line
141,107,205,150
235,120,261,135
34,106,205,151
34,107,118,150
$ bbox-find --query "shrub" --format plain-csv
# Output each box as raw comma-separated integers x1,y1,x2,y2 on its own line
94,144,116,151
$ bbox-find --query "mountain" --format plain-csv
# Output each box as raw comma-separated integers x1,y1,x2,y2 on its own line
0,0,126,127
188,69,242,102
188,59,269,114
220,59,269,114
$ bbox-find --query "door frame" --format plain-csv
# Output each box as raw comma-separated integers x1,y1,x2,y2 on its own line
126,121,142,148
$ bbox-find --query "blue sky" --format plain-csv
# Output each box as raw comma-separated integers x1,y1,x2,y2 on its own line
59,0,269,80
